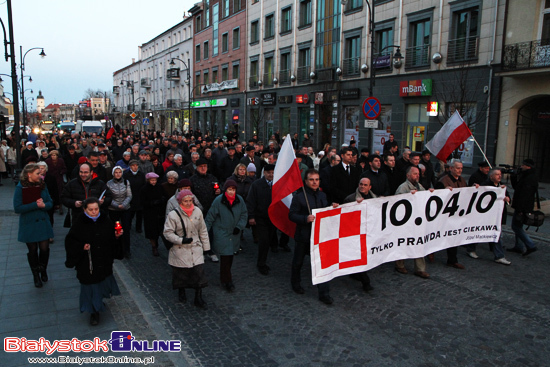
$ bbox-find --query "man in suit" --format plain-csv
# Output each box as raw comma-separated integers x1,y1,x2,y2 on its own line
240,145,262,179
329,147,361,204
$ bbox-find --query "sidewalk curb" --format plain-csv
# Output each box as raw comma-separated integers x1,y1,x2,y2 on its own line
113,261,194,367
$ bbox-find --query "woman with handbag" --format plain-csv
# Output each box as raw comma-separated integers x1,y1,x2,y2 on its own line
13,163,55,288
64,197,123,326
164,189,210,309
106,166,132,259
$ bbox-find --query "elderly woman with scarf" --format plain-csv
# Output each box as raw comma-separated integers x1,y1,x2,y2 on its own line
205,179,248,292
164,189,210,309
65,197,123,326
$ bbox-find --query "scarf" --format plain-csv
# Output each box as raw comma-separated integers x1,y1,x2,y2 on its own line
182,204,194,218
84,211,101,222
225,192,235,205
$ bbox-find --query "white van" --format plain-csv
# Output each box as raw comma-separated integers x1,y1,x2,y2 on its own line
81,121,104,135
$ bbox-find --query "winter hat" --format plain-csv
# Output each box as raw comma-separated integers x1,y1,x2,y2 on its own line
247,163,256,172
176,189,194,202
78,157,88,165
223,179,238,190
112,166,124,175
145,172,159,180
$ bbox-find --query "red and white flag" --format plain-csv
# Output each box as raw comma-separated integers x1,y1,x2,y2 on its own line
268,134,303,237
106,116,116,140
426,111,472,161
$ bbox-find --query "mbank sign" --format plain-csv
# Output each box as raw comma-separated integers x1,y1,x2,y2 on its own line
399,79,432,97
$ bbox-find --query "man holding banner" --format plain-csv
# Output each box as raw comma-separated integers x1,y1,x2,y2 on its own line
289,169,334,305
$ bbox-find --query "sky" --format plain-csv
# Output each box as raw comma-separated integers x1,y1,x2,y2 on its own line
0,0,195,108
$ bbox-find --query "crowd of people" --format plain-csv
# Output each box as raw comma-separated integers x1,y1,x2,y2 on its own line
11,127,539,323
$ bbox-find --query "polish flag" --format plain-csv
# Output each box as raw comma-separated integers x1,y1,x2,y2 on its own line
268,134,304,237
106,117,116,140
426,111,472,161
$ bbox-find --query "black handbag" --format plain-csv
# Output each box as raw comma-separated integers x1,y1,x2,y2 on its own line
63,208,71,228
522,190,545,231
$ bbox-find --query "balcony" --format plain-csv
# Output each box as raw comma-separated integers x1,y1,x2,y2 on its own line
279,69,291,85
405,44,430,69
263,73,274,87
297,66,310,83
447,36,479,63
503,39,550,71
140,78,151,88
249,75,259,89
167,99,180,109
316,68,335,82
343,57,361,77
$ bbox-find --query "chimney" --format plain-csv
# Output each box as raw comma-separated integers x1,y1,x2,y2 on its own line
132,58,135,63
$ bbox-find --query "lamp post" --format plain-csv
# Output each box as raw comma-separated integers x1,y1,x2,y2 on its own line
131,96,146,131
169,57,192,133
20,46,46,132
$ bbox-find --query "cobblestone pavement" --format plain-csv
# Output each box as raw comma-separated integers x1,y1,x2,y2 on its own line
119,225,550,367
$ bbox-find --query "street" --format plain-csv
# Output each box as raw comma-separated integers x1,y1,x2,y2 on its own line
1,181,549,367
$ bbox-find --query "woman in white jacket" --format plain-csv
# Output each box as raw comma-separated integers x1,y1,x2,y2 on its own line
164,189,210,309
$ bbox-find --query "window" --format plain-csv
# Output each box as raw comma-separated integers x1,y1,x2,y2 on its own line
374,20,395,72
250,59,259,88
234,0,241,12
222,32,229,53
344,34,361,76
298,47,311,83
222,65,229,81
406,17,431,68
223,0,229,17
195,44,201,62
264,55,274,86
280,51,291,84
265,13,275,39
204,41,209,59
205,0,210,27
195,72,201,88
315,0,340,69
448,3,480,63
299,0,312,27
213,3,219,56
203,70,210,85
196,15,202,32
344,0,362,12
281,7,292,34
212,68,218,83
232,62,240,79
251,20,259,43
233,27,240,49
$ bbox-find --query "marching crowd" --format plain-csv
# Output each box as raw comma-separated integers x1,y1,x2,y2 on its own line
11,127,540,324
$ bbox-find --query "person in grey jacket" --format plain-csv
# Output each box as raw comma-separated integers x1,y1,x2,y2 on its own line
106,166,132,258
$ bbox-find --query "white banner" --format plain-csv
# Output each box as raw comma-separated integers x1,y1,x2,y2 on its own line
310,186,505,285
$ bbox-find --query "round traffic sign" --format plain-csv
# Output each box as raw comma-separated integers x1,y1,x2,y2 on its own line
362,97,381,120
130,119,137,125
303,94,309,104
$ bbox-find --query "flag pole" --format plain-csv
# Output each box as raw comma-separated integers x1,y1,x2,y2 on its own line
470,135,492,169
301,185,312,214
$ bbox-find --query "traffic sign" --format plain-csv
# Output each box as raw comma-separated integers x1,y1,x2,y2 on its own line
303,94,309,104
130,112,137,119
130,119,137,125
142,118,149,125
362,97,381,120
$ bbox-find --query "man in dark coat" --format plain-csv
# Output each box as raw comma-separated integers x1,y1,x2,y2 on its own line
246,164,277,275
165,154,191,181
123,160,146,235
468,161,490,186
420,150,437,189
360,154,390,197
382,154,405,195
22,141,39,162
219,146,240,182
330,147,361,204
509,159,539,256
63,145,82,180
61,162,112,222
289,168,332,305
240,146,262,179
190,158,221,216
320,154,340,203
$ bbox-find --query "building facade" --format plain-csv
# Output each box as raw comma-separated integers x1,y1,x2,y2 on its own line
495,0,550,181
113,17,194,132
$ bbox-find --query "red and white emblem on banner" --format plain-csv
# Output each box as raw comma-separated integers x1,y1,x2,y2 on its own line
311,203,367,284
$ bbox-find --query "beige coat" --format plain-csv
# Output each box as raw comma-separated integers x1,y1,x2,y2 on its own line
164,205,210,268
0,149,6,172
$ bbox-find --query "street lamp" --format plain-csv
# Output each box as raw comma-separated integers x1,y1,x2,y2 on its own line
20,46,46,131
169,57,192,132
